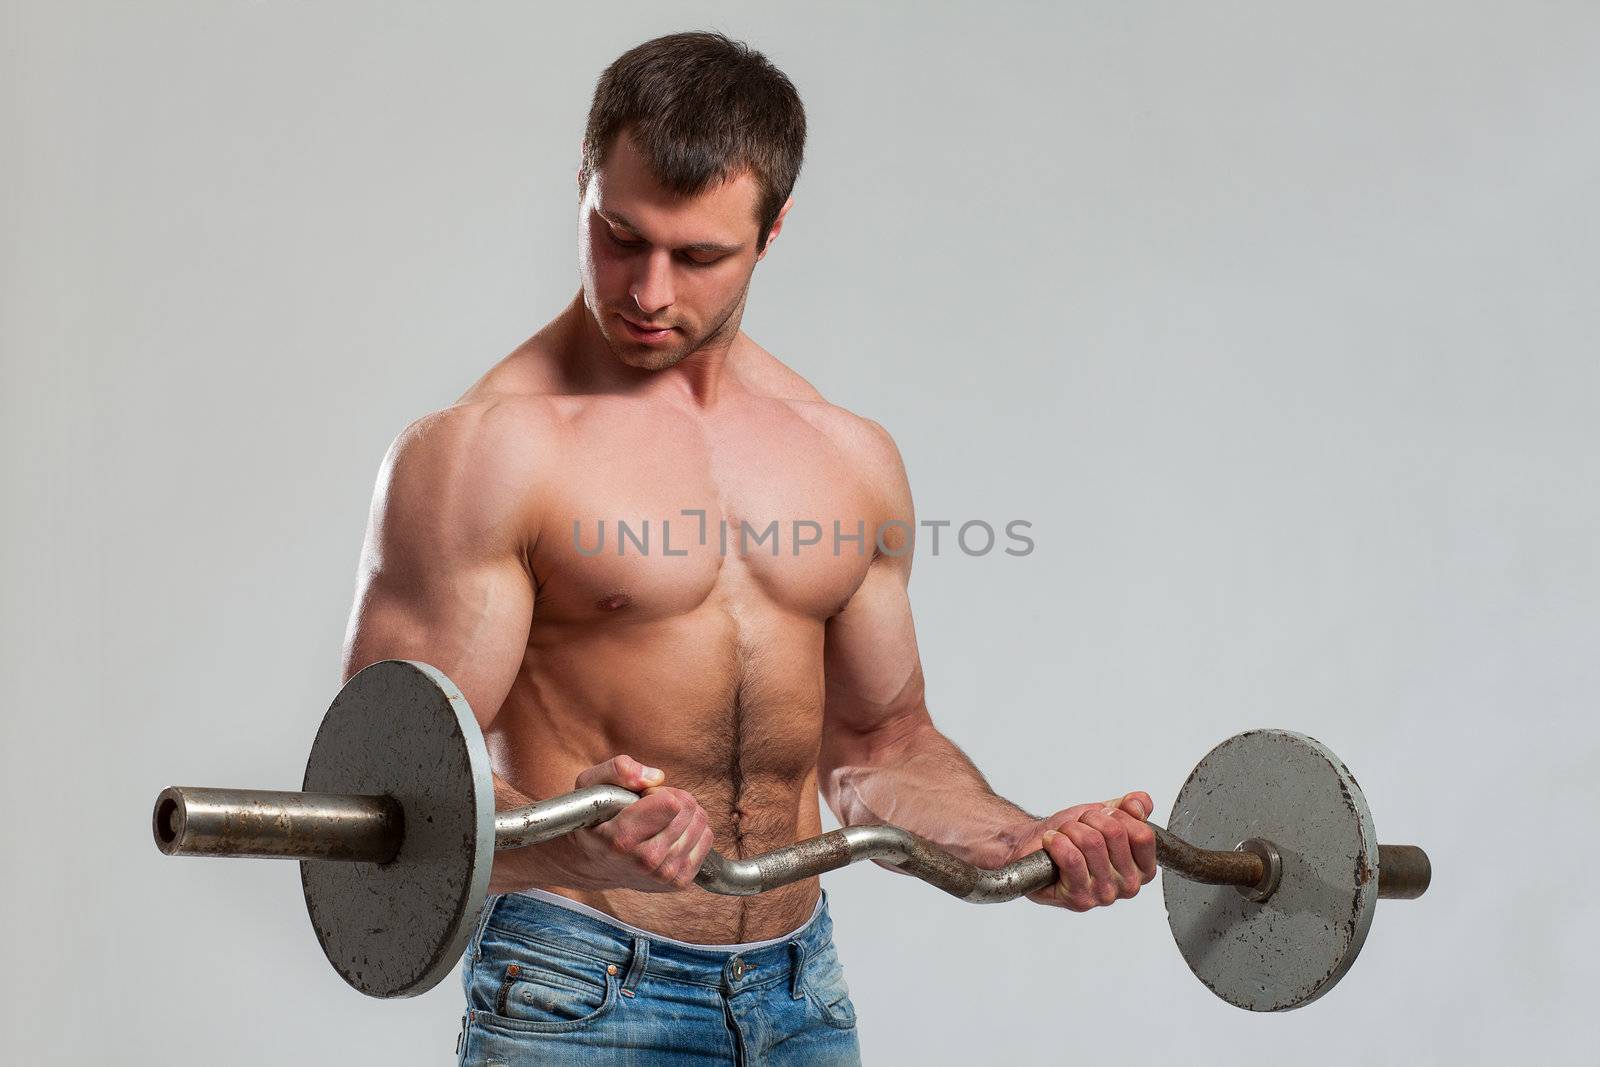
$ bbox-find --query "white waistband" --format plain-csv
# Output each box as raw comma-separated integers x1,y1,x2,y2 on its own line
510,887,823,953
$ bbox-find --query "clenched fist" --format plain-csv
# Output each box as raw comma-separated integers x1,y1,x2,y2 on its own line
1004,792,1158,912
566,755,717,893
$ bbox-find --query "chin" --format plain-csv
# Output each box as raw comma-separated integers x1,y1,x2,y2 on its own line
618,350,681,370
614,342,686,371
606,330,694,371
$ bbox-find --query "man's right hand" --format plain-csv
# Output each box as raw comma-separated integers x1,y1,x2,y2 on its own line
568,755,716,892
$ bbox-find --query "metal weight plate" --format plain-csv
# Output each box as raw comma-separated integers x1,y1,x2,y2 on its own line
1162,729,1378,1011
300,660,495,997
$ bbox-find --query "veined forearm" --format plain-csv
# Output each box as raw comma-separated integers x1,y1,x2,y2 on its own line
822,720,1041,869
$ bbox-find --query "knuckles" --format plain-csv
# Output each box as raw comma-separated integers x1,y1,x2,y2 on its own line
653,788,704,817
1043,838,1087,873
1036,799,1161,913
1069,827,1107,854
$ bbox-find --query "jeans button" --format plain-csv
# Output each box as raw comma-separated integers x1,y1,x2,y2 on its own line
731,957,745,979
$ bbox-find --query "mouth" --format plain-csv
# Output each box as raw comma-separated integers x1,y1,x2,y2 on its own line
617,314,676,343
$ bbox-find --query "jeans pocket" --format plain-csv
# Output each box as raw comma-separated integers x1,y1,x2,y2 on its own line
802,945,858,1030
477,935,621,1034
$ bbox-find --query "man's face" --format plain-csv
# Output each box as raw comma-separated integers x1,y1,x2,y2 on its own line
578,131,775,370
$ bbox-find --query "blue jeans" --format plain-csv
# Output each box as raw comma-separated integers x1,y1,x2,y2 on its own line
456,890,862,1065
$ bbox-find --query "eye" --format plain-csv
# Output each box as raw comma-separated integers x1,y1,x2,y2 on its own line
679,251,725,268
606,229,643,249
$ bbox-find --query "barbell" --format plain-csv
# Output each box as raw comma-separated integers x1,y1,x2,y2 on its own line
151,659,1431,1011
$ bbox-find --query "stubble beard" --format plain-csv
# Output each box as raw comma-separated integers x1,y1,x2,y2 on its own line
600,280,750,372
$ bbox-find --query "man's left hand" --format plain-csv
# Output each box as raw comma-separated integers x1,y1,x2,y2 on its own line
1003,792,1158,912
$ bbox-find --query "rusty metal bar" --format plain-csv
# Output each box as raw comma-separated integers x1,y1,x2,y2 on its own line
494,788,1061,901
153,787,404,863
156,784,1429,905
1150,824,1266,886
1378,844,1432,899
495,790,1425,903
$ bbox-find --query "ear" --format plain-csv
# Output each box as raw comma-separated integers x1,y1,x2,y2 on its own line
756,197,794,261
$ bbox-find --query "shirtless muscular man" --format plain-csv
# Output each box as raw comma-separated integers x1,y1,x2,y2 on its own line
342,31,1157,1066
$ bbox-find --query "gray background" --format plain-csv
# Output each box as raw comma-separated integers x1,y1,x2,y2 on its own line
4,1,1596,1063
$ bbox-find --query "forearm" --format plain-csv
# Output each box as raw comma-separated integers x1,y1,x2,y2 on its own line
822,717,1043,869
484,773,607,894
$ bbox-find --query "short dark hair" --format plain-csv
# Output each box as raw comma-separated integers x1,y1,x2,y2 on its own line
580,32,806,252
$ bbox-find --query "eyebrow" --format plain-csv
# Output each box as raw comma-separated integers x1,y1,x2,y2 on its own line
599,209,744,256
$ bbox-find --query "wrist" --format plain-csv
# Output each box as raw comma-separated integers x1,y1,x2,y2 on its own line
985,817,1050,868
927,816,1046,870
488,832,597,894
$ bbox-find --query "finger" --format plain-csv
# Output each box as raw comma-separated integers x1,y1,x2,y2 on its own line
1052,802,1103,826
637,798,699,866
1082,810,1140,897
575,754,665,791
1061,822,1116,905
1116,792,1154,820
1120,809,1158,883
603,792,683,850
656,805,707,865
666,823,715,888
1037,830,1094,910
668,831,713,889
624,799,688,876
1042,830,1089,892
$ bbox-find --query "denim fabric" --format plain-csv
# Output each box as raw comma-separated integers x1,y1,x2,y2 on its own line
456,890,861,1066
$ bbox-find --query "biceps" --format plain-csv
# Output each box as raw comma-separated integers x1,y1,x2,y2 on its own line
823,562,927,738
342,554,534,731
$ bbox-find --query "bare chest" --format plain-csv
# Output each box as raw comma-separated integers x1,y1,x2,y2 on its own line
530,404,878,626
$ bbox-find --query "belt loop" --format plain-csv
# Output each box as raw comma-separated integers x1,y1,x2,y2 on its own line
467,895,499,964
621,936,649,997
788,940,805,1000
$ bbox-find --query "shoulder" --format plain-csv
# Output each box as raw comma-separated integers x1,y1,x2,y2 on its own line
372,396,560,553
783,398,914,544
801,404,905,486
732,337,906,476
386,395,558,477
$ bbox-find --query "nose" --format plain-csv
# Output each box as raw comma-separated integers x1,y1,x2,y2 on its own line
629,250,674,319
